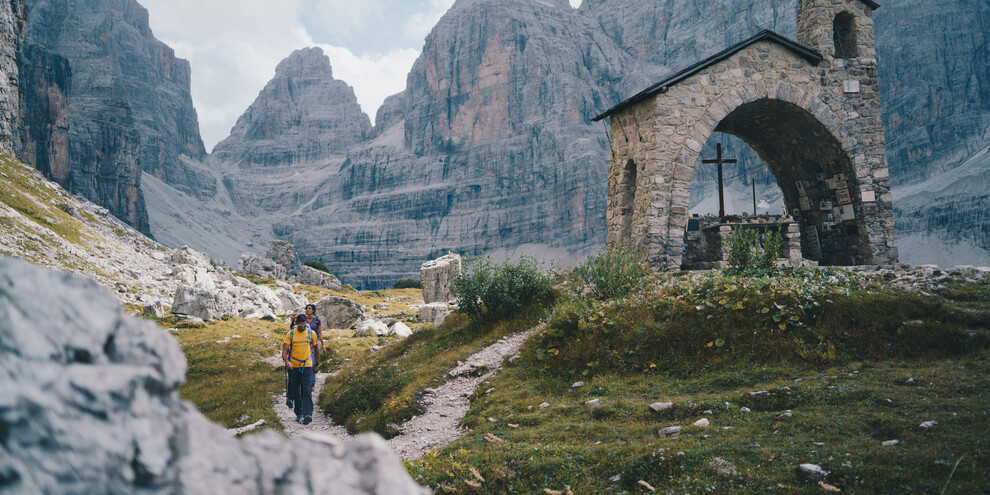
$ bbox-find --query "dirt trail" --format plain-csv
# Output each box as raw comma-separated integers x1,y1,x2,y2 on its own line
269,324,541,459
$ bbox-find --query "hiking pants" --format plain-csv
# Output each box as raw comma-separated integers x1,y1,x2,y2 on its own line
288,366,314,417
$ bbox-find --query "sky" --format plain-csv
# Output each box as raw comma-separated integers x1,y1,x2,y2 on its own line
141,0,583,151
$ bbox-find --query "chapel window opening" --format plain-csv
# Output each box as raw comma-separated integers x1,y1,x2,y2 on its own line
619,160,637,242
833,11,858,59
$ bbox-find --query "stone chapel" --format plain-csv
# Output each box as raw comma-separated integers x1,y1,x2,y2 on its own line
594,0,898,270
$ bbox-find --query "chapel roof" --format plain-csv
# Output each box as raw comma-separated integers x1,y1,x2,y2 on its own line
592,30,823,122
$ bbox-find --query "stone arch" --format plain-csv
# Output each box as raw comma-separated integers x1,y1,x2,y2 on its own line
656,85,872,269
618,159,638,243
832,11,858,59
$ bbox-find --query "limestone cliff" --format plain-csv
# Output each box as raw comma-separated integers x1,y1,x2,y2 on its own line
0,0,23,155
15,0,214,235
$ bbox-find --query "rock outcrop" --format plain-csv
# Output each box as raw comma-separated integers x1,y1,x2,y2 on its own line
0,258,429,494
421,253,462,303
296,265,343,290
236,253,288,280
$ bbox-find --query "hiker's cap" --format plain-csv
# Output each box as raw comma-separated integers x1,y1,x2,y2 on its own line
294,314,307,325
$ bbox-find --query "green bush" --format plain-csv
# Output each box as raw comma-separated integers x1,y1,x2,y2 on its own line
726,225,784,272
304,261,330,273
393,278,422,289
573,244,650,300
451,255,555,323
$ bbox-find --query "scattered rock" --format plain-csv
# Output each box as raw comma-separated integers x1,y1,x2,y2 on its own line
919,420,938,429
171,284,235,321
142,300,165,319
882,440,900,447
799,463,829,481
266,240,300,272
354,319,390,337
750,390,770,396
741,407,751,413
779,412,793,419
539,402,550,409
650,402,674,412
693,418,710,427
235,253,287,280
609,474,621,484
390,321,413,338
638,480,656,492
227,419,267,435
571,381,585,388
710,457,738,476
584,399,600,409
660,426,682,437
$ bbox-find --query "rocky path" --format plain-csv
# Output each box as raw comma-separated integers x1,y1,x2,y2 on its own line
386,325,543,459
268,325,541,459
272,369,351,444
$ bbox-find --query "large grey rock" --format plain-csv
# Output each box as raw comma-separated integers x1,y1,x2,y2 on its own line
170,285,235,321
266,240,300,273
295,265,343,290
235,253,288,280
421,253,462,303
0,258,429,494
418,302,453,326
314,295,364,330
0,0,22,155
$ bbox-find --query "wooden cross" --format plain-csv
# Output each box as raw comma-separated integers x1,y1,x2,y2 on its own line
702,143,737,222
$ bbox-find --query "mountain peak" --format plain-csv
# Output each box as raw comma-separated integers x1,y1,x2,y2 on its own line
275,46,334,79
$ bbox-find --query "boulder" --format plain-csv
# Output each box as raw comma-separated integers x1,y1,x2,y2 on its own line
266,240,300,272
314,295,364,329
171,285,235,321
274,288,307,314
389,322,413,338
420,253,462,303
295,265,342,290
0,258,429,494
354,319,389,337
142,301,165,319
418,302,452,325
235,253,287,280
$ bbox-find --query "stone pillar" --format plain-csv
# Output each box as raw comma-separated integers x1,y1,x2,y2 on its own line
420,253,462,303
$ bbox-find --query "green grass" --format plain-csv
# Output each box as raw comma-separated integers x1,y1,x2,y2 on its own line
171,318,289,432
410,352,990,493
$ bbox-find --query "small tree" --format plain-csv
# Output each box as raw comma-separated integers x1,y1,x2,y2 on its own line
393,278,422,289
726,226,784,273
451,255,554,323
573,244,650,300
304,261,330,273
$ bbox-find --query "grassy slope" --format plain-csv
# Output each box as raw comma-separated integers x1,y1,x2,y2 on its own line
317,269,989,493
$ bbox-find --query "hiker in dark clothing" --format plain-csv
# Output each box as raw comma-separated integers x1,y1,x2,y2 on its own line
283,314,315,424
305,303,323,371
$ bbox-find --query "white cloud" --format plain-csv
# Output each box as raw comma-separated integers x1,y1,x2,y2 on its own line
404,0,456,41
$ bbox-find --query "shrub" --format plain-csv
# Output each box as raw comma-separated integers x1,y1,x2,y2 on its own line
393,278,422,289
573,244,650,300
726,225,784,272
304,261,330,273
451,255,555,323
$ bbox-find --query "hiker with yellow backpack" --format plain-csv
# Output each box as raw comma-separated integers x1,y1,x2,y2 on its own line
283,314,316,424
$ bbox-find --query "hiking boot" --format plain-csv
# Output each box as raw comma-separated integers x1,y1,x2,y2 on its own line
301,415,312,425
296,415,304,423
286,399,294,409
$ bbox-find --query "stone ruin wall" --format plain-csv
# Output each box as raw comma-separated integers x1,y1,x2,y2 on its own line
607,0,896,270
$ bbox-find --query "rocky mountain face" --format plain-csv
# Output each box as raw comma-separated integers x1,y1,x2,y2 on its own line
258,0,647,287
214,47,371,169
13,0,214,235
0,0,23,155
